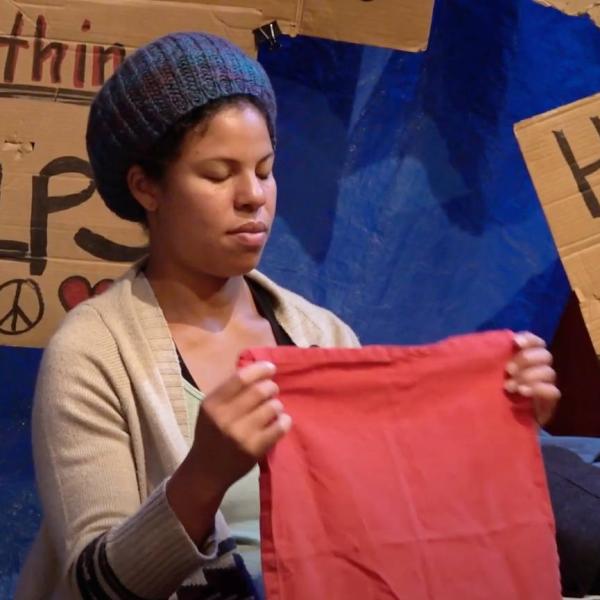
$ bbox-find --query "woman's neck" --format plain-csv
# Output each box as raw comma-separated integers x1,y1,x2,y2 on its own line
144,257,255,332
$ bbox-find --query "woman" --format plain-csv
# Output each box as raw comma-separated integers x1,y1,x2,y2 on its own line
16,32,559,599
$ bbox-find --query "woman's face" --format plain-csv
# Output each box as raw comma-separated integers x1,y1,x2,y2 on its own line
145,103,276,279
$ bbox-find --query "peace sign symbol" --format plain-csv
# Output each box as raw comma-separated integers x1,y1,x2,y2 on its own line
0,278,44,335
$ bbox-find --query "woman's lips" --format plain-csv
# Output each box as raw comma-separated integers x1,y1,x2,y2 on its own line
228,222,269,248
229,221,268,234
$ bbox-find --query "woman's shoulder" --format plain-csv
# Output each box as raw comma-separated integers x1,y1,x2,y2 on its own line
46,266,139,356
248,270,360,348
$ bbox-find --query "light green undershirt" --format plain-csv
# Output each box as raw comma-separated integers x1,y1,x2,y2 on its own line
183,378,262,578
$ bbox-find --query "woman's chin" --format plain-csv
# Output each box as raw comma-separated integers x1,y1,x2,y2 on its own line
237,247,266,271
211,255,264,278
234,258,263,276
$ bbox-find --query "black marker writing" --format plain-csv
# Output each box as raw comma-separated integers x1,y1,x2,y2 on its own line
553,117,600,218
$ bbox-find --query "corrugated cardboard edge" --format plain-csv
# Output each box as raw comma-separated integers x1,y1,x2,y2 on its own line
514,92,600,133
0,0,435,53
533,0,600,27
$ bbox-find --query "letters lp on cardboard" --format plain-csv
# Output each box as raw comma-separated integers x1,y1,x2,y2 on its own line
515,93,600,354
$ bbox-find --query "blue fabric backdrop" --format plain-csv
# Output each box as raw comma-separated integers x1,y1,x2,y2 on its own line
2,0,600,595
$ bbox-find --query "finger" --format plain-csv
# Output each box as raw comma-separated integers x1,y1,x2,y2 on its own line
205,379,279,429
230,379,280,416
242,398,285,430
504,378,559,398
532,383,561,425
513,331,546,351
508,365,556,387
211,361,276,404
506,347,553,375
247,413,292,457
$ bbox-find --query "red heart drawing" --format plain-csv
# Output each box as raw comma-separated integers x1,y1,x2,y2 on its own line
58,276,114,312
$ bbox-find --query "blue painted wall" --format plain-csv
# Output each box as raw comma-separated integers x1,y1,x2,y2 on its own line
261,0,600,344
0,347,42,596
2,0,600,595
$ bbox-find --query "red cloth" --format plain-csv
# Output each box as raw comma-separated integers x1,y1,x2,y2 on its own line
239,331,561,600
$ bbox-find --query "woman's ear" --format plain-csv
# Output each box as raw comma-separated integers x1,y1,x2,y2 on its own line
127,165,161,214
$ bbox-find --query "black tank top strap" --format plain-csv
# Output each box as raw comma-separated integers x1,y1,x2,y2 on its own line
246,277,296,347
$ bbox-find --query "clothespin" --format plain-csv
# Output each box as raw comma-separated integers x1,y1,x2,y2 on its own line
253,21,282,51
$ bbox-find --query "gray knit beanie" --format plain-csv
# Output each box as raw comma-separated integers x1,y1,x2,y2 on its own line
86,32,277,222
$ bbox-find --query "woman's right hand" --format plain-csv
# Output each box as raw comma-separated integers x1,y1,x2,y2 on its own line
166,361,291,543
191,360,291,493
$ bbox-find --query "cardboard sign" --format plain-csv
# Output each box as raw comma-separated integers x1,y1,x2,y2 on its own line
0,0,435,348
515,93,600,354
0,97,149,347
533,0,600,27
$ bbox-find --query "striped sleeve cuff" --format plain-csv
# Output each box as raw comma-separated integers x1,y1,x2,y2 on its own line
76,479,229,598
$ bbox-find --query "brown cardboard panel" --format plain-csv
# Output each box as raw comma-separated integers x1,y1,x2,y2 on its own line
0,257,132,347
0,0,434,54
564,251,600,352
0,0,258,53
533,0,600,27
515,92,600,353
0,40,135,97
0,98,87,167
300,0,434,52
535,0,598,14
0,97,148,348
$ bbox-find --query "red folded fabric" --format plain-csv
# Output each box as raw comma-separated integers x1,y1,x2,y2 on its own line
239,331,561,600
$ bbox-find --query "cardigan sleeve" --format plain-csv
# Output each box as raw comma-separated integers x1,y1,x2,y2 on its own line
32,307,229,599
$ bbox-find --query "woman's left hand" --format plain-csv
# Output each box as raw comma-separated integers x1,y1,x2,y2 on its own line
504,331,561,426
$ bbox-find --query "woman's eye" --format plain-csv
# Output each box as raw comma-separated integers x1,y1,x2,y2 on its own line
257,171,272,180
203,173,229,183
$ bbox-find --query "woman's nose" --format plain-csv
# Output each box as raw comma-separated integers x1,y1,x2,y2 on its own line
234,173,266,211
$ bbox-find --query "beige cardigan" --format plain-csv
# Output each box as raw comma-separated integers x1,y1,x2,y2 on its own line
16,266,359,600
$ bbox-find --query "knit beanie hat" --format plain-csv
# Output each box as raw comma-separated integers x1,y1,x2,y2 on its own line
86,32,277,222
